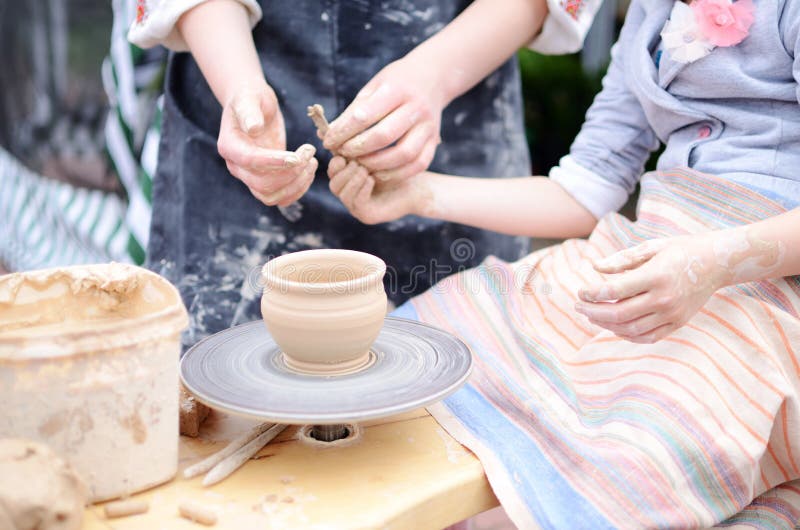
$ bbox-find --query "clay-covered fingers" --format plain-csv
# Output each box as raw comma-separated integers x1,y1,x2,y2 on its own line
225,160,298,198
585,309,668,338
578,266,657,303
218,89,291,172
230,92,266,136
264,144,317,206
328,153,421,225
354,176,375,208
276,156,318,207
324,82,403,150
295,143,316,162
575,291,679,343
327,155,347,177
328,159,363,196
247,181,295,207
372,139,437,182
228,144,317,206
327,158,374,216
356,121,436,174
346,176,377,225
576,234,724,344
225,144,316,186
336,104,425,159
593,240,667,274
228,85,285,141
574,292,655,325
219,139,301,173
338,165,372,210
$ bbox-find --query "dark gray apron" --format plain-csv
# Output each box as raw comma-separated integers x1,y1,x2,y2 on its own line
148,0,531,347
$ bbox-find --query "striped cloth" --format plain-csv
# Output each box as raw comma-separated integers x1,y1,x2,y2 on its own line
0,147,132,270
0,0,163,272
396,168,800,529
102,0,166,264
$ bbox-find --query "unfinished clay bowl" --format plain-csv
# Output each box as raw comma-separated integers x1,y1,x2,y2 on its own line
261,249,387,375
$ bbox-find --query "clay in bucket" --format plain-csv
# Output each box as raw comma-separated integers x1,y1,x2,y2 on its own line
261,249,387,375
0,263,188,502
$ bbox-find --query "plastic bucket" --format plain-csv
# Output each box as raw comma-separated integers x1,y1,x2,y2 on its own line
0,263,188,501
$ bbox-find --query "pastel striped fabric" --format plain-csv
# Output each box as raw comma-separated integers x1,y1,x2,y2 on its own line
399,168,800,529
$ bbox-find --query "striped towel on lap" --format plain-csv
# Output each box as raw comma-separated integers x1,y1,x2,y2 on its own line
397,168,800,529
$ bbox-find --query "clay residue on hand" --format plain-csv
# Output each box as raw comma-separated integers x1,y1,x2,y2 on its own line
684,255,703,285
713,229,785,281
412,176,437,219
712,231,750,268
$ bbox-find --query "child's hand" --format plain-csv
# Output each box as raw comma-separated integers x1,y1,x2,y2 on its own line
322,57,443,182
217,80,317,207
574,234,727,343
327,156,421,224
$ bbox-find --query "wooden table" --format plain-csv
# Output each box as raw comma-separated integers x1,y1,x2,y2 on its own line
82,409,498,529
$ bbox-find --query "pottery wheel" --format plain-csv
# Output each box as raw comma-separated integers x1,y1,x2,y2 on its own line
180,317,472,425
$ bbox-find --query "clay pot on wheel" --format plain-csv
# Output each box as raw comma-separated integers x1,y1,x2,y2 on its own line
261,249,387,375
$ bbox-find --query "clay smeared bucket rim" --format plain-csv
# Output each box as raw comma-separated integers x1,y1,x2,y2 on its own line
261,249,386,294
0,263,188,360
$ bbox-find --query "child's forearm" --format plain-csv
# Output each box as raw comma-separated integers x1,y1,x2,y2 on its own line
709,207,800,286
411,173,598,238
409,0,548,106
176,0,264,106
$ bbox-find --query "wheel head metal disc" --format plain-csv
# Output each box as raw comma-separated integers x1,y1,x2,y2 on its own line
180,317,472,424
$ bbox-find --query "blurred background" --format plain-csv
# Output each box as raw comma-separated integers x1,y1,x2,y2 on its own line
0,0,627,275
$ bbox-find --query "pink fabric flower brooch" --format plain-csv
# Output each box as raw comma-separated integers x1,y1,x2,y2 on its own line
136,0,147,24
660,0,754,64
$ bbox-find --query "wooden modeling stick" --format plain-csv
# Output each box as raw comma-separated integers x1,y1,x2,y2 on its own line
202,423,288,486
183,422,274,479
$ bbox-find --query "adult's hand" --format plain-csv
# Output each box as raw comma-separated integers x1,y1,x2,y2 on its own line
176,1,317,208
218,79,317,207
321,0,550,183
322,57,444,183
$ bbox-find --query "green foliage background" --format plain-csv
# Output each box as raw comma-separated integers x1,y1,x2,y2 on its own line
518,50,605,175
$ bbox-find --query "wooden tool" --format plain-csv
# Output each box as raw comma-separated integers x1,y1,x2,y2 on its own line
202,424,288,486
